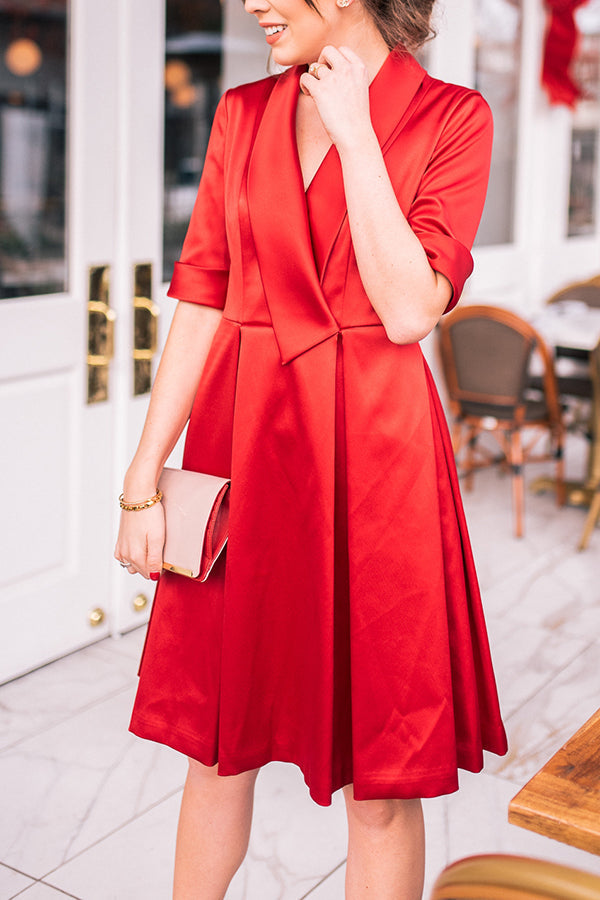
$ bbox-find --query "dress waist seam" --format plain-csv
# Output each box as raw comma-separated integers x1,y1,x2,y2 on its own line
222,317,385,334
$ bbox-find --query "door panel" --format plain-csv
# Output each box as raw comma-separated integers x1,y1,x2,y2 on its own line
4,373,71,585
0,297,78,380
0,0,118,681
111,0,166,634
0,0,68,301
0,0,269,682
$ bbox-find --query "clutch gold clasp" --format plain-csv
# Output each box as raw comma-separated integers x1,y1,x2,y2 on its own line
162,562,194,578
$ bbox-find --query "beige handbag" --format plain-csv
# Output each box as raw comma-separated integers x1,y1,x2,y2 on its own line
157,467,230,580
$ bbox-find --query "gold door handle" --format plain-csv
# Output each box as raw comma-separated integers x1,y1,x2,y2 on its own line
87,265,114,404
133,262,158,395
88,301,116,366
133,296,160,361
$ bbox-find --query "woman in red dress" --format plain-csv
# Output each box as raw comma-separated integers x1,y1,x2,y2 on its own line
115,0,508,894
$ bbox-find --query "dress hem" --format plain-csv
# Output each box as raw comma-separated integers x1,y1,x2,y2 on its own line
130,713,475,807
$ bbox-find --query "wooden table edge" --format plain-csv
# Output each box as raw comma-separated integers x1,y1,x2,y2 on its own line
508,709,600,856
509,797,600,856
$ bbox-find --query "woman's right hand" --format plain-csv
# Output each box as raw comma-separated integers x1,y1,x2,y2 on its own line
114,486,166,581
112,303,223,580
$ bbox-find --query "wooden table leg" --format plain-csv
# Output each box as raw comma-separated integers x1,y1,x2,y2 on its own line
579,490,600,550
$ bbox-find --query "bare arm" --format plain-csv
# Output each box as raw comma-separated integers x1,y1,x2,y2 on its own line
338,132,452,344
299,45,452,344
115,302,222,578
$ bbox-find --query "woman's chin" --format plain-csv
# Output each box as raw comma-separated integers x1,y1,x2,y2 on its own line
271,47,313,69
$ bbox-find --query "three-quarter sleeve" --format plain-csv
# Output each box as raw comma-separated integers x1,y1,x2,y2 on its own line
407,91,493,311
167,92,230,309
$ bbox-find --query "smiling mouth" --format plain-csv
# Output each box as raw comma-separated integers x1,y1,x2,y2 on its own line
264,24,287,36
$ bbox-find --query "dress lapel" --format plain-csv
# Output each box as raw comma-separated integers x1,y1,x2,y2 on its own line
247,66,339,365
246,50,428,364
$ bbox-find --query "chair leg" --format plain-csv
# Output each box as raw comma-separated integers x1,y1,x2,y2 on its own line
464,425,477,491
579,489,600,551
451,420,462,456
510,429,524,538
555,429,566,507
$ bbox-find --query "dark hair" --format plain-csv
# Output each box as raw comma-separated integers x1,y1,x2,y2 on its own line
364,0,436,50
304,0,436,51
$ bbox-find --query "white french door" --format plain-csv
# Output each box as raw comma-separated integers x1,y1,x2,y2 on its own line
431,0,600,312
0,0,165,682
0,0,269,684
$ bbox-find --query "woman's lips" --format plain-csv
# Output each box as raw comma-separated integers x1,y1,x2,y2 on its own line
263,24,287,45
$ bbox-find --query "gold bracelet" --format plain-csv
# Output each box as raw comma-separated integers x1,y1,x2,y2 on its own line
119,489,163,512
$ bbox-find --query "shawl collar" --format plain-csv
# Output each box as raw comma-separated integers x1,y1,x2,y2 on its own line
247,50,427,365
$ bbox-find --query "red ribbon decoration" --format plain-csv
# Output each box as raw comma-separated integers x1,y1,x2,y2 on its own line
541,0,590,108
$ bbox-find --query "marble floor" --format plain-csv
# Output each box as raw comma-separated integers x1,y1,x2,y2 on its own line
1,443,600,899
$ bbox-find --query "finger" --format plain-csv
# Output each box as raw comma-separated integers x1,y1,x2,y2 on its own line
146,542,163,579
299,73,320,97
318,45,345,68
116,546,143,573
114,540,129,563
115,547,129,566
307,62,329,81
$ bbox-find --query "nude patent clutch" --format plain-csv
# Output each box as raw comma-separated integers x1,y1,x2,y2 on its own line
157,467,230,580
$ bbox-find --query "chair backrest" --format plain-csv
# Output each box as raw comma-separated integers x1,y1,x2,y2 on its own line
589,340,600,451
438,306,540,411
547,275,600,309
591,339,600,388
430,854,600,900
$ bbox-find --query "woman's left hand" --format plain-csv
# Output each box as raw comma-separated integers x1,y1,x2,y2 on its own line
299,45,373,151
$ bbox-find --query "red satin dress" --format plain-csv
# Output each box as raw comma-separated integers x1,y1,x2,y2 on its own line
129,49,508,806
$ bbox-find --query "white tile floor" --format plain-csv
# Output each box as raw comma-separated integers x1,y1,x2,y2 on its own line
1,442,600,899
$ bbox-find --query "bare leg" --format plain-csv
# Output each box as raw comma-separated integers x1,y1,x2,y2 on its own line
343,786,425,900
173,759,260,900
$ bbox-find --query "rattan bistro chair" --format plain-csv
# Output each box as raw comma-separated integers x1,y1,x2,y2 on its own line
438,305,565,538
545,275,600,401
546,273,600,309
430,854,600,900
578,338,600,550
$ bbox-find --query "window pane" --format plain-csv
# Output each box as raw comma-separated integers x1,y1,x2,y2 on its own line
474,0,522,246
569,0,600,237
575,0,600,103
0,0,67,299
568,128,597,236
163,0,223,284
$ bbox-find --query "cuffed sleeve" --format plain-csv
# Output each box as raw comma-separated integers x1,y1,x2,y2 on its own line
408,91,494,311
167,92,230,309
168,262,229,308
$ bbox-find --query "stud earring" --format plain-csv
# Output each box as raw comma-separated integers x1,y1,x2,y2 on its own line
336,0,351,7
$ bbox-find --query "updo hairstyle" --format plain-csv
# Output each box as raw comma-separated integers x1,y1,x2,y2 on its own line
303,0,436,51
362,0,436,51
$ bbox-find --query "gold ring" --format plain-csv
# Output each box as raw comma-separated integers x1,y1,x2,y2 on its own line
308,62,326,78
